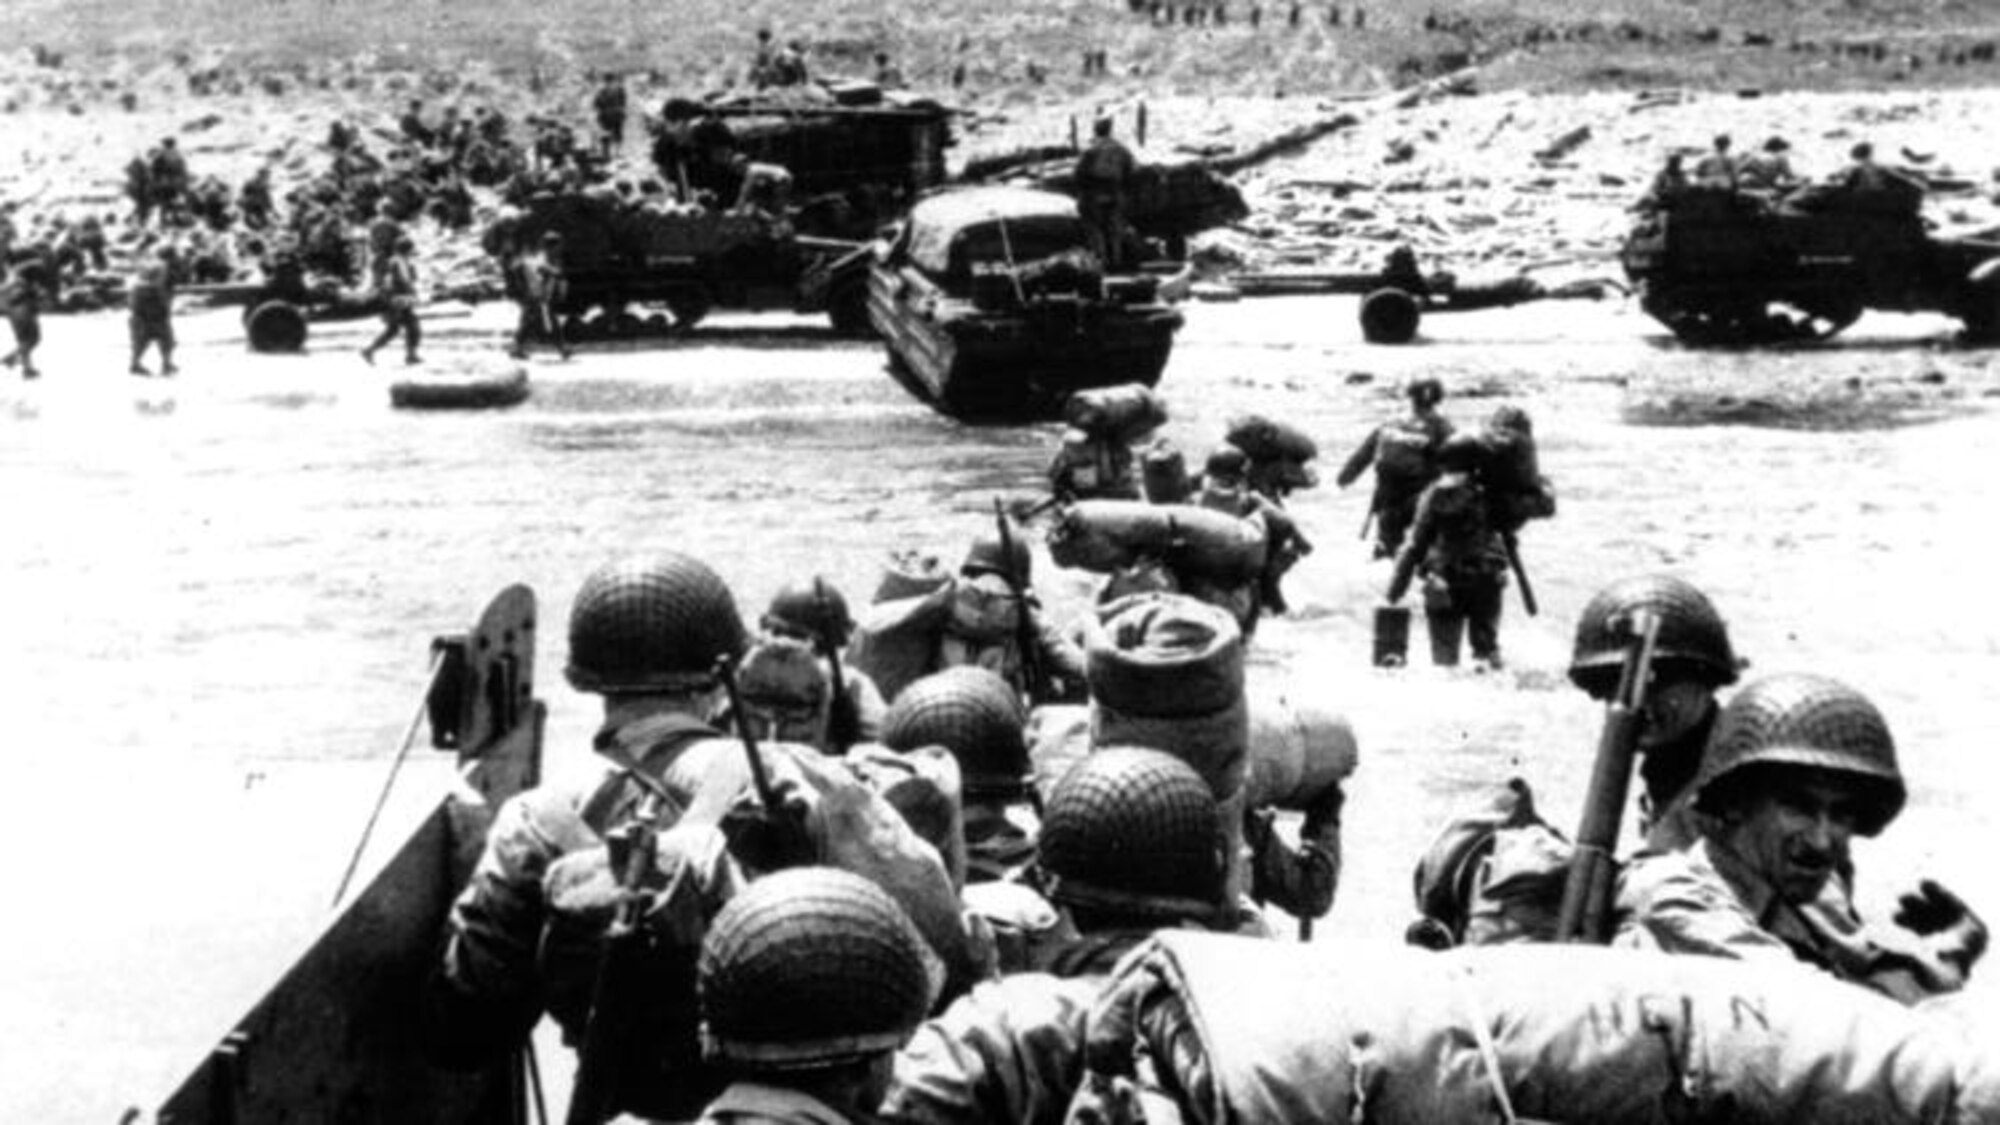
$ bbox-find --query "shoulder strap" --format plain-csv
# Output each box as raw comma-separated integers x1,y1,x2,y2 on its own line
581,715,720,833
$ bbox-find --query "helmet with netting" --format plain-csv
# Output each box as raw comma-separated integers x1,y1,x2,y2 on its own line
1692,672,1906,836
961,523,1032,582
699,867,937,1069
880,666,1027,800
1568,575,1739,697
566,553,746,694
1038,747,1224,921
1203,443,1250,482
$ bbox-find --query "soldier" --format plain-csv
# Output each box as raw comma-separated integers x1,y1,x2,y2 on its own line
1045,426,1139,501
720,638,841,751
238,166,274,231
149,137,191,223
880,748,1244,1124
508,230,571,360
880,667,1034,886
1569,575,1742,851
873,51,907,89
428,553,752,1120
1074,116,1137,270
696,868,938,1125
1335,376,1454,560
1385,433,1507,668
2,256,49,380
1191,443,1313,619
125,152,154,226
127,252,177,377
593,73,629,161
360,234,421,366
751,28,779,87
848,526,1087,705
773,40,812,87
1737,136,1800,194
759,578,887,747
1616,673,1988,1004
399,99,433,148
1636,151,1688,213
365,199,405,280
1692,133,1737,189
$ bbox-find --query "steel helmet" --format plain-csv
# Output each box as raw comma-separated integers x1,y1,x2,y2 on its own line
1568,575,1739,696
961,524,1032,582
565,552,747,694
1038,747,1226,921
880,667,1028,800
736,638,830,710
1406,377,1445,408
1692,673,1905,836
699,867,936,1068
1203,443,1250,482
761,577,854,646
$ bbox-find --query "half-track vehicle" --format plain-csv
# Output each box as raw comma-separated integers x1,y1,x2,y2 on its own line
1622,182,2000,345
867,186,1185,421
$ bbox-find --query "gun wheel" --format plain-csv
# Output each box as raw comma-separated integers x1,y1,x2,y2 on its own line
668,290,711,332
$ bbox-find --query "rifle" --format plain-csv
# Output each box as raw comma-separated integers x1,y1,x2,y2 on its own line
565,769,673,1125
1502,532,1539,617
713,654,779,809
813,577,858,755
993,498,1049,702
1358,494,1377,543
1553,608,1661,943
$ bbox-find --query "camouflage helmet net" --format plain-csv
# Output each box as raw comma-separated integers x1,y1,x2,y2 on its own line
1692,672,1906,836
699,867,937,1068
565,552,746,694
880,666,1028,800
1038,746,1225,920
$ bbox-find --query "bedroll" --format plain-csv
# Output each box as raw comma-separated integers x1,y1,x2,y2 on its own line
1047,500,1268,586
1065,383,1169,443
1077,931,2000,1124
1224,414,1318,464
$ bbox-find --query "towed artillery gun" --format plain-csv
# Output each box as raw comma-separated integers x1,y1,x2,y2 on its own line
1621,181,2000,345
1230,245,1623,343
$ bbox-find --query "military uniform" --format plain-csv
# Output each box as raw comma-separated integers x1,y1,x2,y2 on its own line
127,261,176,376
1615,673,1985,1005
1336,383,1454,559
1074,126,1137,270
1388,442,1508,667
361,240,421,365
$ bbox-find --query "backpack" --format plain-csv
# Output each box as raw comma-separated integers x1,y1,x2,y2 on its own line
1373,421,1436,494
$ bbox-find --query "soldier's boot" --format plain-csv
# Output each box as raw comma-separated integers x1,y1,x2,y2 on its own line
1426,611,1465,667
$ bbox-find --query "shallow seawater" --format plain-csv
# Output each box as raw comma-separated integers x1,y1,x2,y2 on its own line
3,296,1998,1119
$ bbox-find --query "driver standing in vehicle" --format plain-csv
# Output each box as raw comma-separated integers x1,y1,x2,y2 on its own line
1074,116,1137,270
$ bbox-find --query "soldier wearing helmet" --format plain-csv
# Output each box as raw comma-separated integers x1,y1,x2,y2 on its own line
1191,442,1314,622
696,868,938,1125
881,667,1034,885
1385,431,1507,668
722,637,839,750
1570,574,1742,850
1615,673,1988,1003
759,577,887,748
1335,377,1455,560
882,748,1260,1125
433,552,758,1119
850,523,1086,705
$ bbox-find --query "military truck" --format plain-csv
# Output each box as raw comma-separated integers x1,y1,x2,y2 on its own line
659,84,953,242
1622,183,2000,345
484,191,875,338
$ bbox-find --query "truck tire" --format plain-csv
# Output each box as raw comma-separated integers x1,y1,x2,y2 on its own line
1359,287,1421,344
245,300,308,353
669,291,711,331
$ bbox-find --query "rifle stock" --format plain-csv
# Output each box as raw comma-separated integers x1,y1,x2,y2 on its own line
1503,533,1539,617
566,780,666,1125
1554,609,1661,943
993,498,1049,702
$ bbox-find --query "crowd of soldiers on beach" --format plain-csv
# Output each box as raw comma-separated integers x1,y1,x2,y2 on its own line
1637,130,1928,214
420,387,1987,1119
